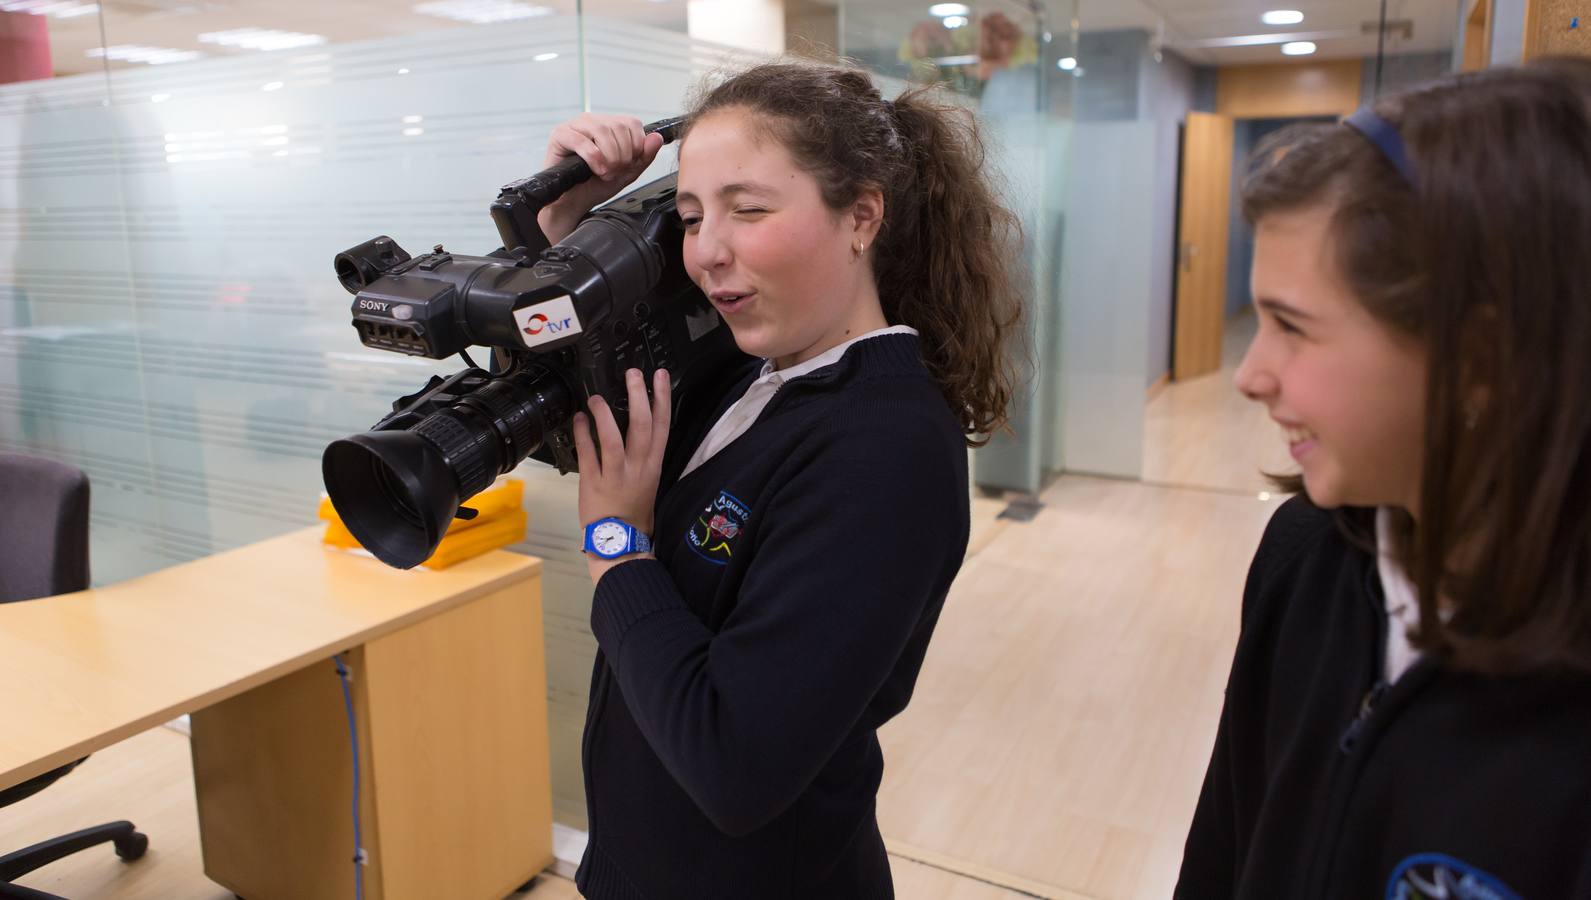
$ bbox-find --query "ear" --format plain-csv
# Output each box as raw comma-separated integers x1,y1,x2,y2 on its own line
848,186,885,246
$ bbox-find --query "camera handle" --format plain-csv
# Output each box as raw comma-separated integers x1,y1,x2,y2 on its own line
490,116,687,261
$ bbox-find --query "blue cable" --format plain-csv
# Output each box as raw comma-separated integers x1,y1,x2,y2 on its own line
333,654,365,900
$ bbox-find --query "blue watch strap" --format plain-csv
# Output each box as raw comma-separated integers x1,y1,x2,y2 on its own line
582,517,652,558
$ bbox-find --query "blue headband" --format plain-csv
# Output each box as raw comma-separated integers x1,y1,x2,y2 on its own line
1343,107,1418,189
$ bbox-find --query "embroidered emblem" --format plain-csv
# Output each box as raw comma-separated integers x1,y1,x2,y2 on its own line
1386,853,1520,900
687,490,751,566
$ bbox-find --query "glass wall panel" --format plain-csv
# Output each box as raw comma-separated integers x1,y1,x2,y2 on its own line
1,0,774,831
839,0,1072,495
1,8,136,572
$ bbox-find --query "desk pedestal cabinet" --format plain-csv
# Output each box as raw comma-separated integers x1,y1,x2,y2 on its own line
191,575,553,900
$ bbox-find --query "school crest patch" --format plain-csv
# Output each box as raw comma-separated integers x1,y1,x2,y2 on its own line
687,490,751,566
1386,853,1519,900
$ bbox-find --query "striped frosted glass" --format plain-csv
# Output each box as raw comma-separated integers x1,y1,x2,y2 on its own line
1,12,755,829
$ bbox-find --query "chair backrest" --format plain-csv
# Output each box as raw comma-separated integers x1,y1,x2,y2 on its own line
0,453,90,603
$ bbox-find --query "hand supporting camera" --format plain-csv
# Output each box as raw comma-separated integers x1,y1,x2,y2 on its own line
573,367,672,581
537,114,665,245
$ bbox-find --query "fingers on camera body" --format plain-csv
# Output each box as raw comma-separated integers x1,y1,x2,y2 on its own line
551,114,649,180
572,369,671,469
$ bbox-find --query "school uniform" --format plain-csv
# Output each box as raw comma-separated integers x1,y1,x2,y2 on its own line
576,330,970,900
1176,496,1591,899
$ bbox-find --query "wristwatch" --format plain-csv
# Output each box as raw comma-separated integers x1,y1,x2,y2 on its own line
582,517,653,559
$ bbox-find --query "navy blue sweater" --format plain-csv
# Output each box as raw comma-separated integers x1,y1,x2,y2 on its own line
1177,496,1591,899
575,334,971,900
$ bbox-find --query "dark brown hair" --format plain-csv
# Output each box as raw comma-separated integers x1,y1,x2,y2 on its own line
1242,58,1591,674
681,60,1026,445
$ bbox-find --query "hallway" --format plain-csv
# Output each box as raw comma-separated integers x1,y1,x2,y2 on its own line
1143,313,1296,495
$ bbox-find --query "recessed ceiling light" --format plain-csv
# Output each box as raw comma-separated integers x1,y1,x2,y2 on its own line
199,29,326,52
1261,10,1305,26
928,3,969,17
413,0,553,24
533,51,559,61
86,45,204,65
1057,56,1077,71
1281,41,1317,55
261,81,285,91
942,15,967,28
1,0,99,19
150,93,171,103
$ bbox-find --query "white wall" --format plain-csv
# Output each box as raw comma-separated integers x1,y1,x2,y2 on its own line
1490,0,1529,65
687,0,785,54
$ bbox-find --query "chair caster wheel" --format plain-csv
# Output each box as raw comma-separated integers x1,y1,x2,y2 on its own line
114,830,149,861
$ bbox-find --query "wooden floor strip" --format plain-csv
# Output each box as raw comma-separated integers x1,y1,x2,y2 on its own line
886,838,1098,900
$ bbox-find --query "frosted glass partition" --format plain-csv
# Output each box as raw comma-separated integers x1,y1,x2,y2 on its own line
836,0,1074,494
1056,120,1156,476
3,17,588,580
1,11,758,829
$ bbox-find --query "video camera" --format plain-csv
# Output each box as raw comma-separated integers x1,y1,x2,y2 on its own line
322,117,742,570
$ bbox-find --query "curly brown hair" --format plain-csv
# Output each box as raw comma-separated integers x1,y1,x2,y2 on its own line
1242,58,1591,674
681,60,1026,445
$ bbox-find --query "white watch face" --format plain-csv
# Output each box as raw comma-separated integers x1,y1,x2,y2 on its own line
592,521,629,556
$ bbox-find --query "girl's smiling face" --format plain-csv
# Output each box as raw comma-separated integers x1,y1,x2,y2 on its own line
1235,203,1428,513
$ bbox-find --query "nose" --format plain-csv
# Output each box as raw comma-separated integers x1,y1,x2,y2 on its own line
689,216,731,273
1234,337,1277,403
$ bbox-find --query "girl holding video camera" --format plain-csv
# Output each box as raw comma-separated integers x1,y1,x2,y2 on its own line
1176,59,1591,897
537,61,1024,899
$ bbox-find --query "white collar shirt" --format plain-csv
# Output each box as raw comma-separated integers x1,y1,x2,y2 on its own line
677,325,920,482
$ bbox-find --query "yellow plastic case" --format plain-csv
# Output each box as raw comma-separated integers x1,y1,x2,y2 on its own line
318,478,527,568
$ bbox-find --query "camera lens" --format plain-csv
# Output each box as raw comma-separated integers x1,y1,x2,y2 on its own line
322,364,574,569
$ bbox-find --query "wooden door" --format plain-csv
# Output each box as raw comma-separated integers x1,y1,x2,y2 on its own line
1173,111,1234,381
1464,0,1493,70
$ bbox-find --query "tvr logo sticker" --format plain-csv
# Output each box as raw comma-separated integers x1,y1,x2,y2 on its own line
514,296,583,348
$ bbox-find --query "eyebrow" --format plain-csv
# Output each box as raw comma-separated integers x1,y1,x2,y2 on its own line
675,182,775,205
1256,297,1315,321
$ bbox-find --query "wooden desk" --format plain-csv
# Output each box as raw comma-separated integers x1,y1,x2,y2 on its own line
1,527,553,900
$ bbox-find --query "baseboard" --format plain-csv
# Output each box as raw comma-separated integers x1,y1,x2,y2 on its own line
1146,371,1172,402
551,822,587,879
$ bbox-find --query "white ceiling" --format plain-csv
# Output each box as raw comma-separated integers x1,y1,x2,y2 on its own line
1076,0,1462,63
25,0,1460,78
32,0,690,76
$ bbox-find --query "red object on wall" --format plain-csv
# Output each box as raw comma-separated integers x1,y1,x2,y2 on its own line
0,11,54,84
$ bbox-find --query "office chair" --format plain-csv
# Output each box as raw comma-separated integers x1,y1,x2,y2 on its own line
0,453,148,899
